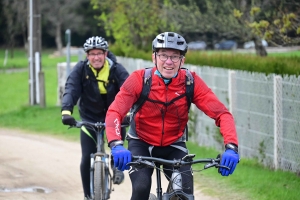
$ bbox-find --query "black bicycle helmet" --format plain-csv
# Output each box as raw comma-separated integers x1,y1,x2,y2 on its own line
152,32,188,55
83,36,109,52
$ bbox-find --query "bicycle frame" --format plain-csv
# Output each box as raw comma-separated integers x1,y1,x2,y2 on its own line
70,120,128,200
89,124,111,200
152,159,194,200
71,121,112,200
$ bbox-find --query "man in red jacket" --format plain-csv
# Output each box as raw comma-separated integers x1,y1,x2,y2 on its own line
105,32,239,200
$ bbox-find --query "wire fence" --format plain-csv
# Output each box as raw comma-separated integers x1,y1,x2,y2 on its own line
57,57,300,173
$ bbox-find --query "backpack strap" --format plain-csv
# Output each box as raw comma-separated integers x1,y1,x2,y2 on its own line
181,68,194,142
129,67,152,121
183,68,194,112
81,59,89,83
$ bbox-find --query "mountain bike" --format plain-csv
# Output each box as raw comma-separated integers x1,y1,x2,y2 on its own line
128,154,229,200
70,121,128,200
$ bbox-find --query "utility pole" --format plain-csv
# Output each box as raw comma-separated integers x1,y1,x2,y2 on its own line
28,0,45,107
65,29,71,77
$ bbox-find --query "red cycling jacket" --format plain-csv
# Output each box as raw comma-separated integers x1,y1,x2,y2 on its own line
105,67,238,147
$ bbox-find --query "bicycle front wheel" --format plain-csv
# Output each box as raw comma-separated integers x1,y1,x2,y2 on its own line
94,158,105,200
166,184,189,200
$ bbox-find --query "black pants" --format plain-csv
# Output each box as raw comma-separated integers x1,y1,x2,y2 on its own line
128,139,193,200
80,127,126,197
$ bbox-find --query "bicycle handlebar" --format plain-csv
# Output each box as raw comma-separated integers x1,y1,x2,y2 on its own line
74,121,105,129
68,121,129,130
129,154,229,170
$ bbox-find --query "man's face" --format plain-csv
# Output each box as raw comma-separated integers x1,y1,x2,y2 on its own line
87,49,107,69
152,48,185,79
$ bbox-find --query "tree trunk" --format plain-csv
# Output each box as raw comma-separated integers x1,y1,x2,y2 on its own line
254,37,268,57
9,35,15,59
55,23,63,56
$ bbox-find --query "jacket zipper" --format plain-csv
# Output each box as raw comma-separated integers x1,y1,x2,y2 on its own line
160,85,168,146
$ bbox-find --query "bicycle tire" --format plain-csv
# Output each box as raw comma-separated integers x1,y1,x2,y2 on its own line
94,159,105,200
166,183,188,200
148,193,157,200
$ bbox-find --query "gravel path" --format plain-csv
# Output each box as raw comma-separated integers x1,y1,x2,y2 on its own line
0,128,218,200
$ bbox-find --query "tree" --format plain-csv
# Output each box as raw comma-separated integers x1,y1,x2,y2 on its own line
2,0,28,57
258,0,300,46
234,0,300,49
40,0,89,55
91,0,257,53
91,0,165,55
163,0,246,48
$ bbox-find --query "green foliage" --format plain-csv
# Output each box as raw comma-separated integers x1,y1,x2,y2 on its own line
233,9,243,18
234,2,300,46
257,140,266,162
186,50,300,76
212,127,223,146
187,109,197,139
109,43,152,59
1,48,300,77
91,0,164,55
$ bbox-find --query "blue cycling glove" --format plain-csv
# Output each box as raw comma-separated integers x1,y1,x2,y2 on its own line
219,149,239,176
111,145,132,171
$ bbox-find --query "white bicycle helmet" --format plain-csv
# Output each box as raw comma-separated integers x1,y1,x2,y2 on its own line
83,36,109,52
152,32,188,55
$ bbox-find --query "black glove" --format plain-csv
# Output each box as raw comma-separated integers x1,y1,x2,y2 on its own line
62,114,76,126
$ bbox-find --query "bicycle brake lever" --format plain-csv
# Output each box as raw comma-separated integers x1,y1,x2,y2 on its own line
204,162,217,169
127,160,155,169
67,125,74,129
182,154,195,162
217,164,230,170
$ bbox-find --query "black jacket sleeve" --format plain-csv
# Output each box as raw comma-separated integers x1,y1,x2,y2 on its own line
107,51,129,88
114,62,129,88
61,61,85,113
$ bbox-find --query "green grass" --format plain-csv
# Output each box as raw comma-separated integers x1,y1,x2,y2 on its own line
187,142,300,200
1,48,79,69
0,48,300,199
0,105,80,141
1,48,28,68
269,50,300,57
0,48,81,140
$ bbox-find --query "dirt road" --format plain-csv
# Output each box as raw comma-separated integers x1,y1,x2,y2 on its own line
0,128,218,200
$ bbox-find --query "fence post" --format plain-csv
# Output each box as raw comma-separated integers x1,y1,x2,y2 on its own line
39,71,46,108
274,75,282,170
136,59,143,70
228,70,236,114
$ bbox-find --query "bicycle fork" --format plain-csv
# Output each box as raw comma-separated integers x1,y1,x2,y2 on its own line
162,169,194,200
90,154,95,199
90,153,111,200
155,167,189,200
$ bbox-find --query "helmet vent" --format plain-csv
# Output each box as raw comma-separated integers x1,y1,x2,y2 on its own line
152,32,188,55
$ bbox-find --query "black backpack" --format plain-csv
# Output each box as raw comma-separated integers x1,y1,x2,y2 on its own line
129,67,195,140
